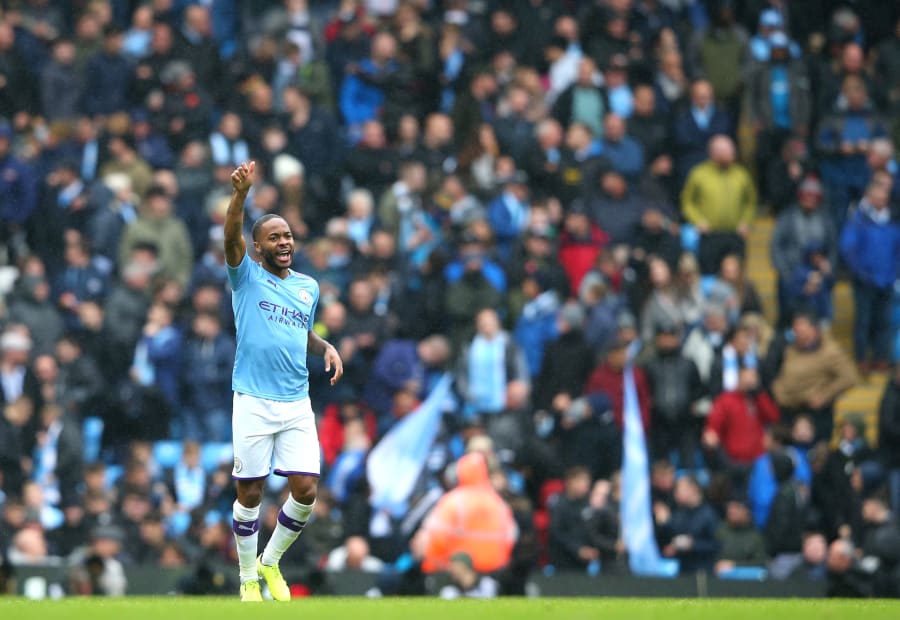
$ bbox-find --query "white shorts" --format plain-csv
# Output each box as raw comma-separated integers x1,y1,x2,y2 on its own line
231,392,320,480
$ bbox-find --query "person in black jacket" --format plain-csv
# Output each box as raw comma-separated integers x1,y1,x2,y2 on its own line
659,475,720,573
860,496,900,597
878,365,900,514
548,466,596,571
533,303,594,412
643,322,706,469
765,450,807,561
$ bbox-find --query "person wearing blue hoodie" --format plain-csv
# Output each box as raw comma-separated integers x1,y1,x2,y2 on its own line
840,182,900,370
339,32,399,143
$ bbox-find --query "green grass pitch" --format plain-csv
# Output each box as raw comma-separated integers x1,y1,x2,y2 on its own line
1,597,899,620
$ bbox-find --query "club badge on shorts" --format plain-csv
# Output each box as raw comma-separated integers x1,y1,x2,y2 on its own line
233,457,243,473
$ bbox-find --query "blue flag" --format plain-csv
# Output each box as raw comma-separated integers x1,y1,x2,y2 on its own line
620,345,679,577
367,373,454,518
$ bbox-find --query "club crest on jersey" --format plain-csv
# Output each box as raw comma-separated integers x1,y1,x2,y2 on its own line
298,290,313,305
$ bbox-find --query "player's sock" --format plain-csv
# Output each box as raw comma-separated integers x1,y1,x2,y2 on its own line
260,495,314,566
232,500,261,583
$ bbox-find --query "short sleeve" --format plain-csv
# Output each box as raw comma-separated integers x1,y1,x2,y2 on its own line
307,282,320,332
226,253,252,291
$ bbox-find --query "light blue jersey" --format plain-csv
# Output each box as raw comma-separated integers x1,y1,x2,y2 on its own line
228,253,319,401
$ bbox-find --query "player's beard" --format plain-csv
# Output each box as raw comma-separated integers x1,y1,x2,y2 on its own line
262,246,293,272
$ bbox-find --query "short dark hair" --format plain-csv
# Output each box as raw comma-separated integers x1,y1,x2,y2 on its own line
251,213,287,242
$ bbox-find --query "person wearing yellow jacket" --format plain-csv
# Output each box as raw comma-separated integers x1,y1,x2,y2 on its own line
681,135,757,274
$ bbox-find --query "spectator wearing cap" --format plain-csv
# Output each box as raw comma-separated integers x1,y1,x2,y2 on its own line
487,170,530,261
771,309,858,441
673,80,733,187
643,321,706,468
118,185,193,285
681,135,757,274
771,176,837,327
558,202,609,295
816,76,890,231
82,25,132,117
747,31,812,191
749,10,801,63
840,181,900,371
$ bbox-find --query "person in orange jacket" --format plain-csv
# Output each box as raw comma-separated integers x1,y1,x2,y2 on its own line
411,451,518,573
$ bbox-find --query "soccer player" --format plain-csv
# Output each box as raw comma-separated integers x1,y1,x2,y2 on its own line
225,161,343,602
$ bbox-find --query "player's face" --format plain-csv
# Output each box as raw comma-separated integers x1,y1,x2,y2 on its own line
255,218,294,273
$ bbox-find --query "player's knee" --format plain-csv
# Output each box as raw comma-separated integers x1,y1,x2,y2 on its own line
237,482,264,507
291,477,317,505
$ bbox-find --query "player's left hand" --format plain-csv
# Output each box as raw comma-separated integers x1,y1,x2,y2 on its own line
324,345,344,386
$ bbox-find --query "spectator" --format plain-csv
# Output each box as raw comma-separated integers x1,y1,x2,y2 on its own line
487,170,530,261
443,233,506,341
411,452,517,574
174,4,222,96
0,122,39,259
816,76,890,231
512,272,560,380
548,466,596,571
438,552,499,600
118,186,193,286
643,322,705,468
765,451,807,574
0,21,37,119
557,122,609,207
600,114,644,184
688,1,749,119
772,310,858,441
627,85,674,198
704,367,780,474
82,25,132,117
878,364,900,513
681,135,757,274
7,272,63,358
659,476,719,573
577,170,645,247
534,302,594,412
456,309,529,420
840,182,900,372
713,254,763,317
558,204,609,295
99,134,154,200
53,232,110,329
584,336,652,432
747,32,812,188
128,302,181,439
181,312,235,442
40,38,80,122
771,177,837,327
551,57,607,137
714,498,769,576
209,112,249,169
673,80,733,186
859,496,900,597
339,31,399,137
54,333,104,419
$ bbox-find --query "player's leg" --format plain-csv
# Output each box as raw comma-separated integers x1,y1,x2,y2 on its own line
231,393,275,601
258,398,319,600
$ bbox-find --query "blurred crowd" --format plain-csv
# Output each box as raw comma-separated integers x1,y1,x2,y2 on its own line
1,0,900,599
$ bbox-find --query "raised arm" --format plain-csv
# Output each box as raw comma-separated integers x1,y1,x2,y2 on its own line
225,161,255,267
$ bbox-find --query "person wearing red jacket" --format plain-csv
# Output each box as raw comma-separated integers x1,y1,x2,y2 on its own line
703,367,780,469
584,337,652,431
558,203,610,294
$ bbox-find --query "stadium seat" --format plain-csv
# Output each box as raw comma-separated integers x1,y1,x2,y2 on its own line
201,442,233,472
153,440,183,469
82,416,104,463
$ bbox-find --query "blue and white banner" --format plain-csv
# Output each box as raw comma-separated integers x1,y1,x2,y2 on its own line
367,373,454,518
620,344,679,577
